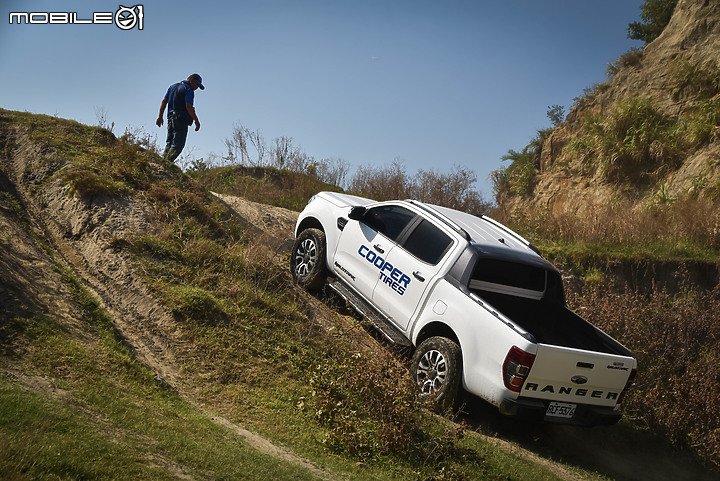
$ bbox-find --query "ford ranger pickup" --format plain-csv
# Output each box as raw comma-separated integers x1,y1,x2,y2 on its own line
290,191,637,426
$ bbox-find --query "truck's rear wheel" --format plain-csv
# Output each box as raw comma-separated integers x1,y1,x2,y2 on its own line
290,228,327,291
412,336,462,412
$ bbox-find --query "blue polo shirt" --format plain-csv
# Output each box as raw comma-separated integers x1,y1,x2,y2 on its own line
164,80,194,124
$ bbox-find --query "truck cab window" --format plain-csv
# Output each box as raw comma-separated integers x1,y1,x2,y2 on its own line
362,205,416,241
402,219,453,265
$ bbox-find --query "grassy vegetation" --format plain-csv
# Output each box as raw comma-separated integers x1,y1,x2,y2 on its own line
494,56,720,201
125,186,557,480
188,164,342,212
491,198,720,468
565,283,720,467
491,149,538,199
0,267,321,481
565,97,682,184
4,106,720,477
669,58,720,101
493,195,720,264
562,83,720,188
473,59,720,463
606,47,644,79
0,109,579,480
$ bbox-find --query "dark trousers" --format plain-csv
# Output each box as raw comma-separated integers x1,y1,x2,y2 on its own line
163,117,189,162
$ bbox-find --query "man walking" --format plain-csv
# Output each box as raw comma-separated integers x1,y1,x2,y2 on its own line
156,73,204,161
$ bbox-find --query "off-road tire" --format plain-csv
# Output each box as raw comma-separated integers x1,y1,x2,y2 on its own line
290,228,327,291
412,336,462,412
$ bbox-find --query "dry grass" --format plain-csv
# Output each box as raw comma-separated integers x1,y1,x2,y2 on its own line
493,196,720,261
494,188,720,467
348,161,492,215
190,165,342,211
567,282,720,466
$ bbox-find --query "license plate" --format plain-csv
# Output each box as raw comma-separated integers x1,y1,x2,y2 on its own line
546,402,576,419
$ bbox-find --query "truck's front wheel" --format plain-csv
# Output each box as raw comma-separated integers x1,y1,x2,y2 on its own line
290,228,327,291
412,336,462,412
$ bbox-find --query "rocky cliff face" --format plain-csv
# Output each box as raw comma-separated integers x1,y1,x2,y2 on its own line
502,0,720,215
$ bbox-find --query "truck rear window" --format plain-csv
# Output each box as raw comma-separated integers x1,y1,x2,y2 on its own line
469,258,547,299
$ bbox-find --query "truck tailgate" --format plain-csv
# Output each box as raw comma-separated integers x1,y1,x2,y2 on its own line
522,344,635,408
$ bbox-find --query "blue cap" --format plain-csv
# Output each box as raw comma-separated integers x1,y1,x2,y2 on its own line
188,73,204,90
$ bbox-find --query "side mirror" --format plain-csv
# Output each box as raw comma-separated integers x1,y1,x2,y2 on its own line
348,206,366,221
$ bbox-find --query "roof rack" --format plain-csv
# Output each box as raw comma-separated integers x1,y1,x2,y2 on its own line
406,200,472,242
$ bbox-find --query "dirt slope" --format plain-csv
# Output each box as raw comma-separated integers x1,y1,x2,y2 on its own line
0,123,345,479
3,126,187,387
0,148,581,481
3,112,717,480
0,165,84,345
0,121,583,480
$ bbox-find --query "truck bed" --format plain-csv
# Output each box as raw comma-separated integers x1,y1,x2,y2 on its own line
476,291,631,357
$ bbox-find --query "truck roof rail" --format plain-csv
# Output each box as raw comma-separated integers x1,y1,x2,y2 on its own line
479,214,542,256
406,200,472,242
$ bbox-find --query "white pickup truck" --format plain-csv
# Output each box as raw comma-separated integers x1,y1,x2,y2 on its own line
291,192,637,426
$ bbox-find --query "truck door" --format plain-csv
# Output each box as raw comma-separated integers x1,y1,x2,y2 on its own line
372,218,455,330
332,204,416,301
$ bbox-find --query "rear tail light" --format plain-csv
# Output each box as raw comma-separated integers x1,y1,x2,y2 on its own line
617,368,637,405
503,346,536,392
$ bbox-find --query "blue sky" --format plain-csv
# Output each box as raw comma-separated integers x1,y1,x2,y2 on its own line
2,0,644,200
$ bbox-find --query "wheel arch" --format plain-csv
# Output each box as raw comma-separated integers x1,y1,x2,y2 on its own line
414,321,461,350
295,216,325,238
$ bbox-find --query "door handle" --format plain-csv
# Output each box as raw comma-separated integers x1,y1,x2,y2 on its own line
373,244,385,254
413,271,425,282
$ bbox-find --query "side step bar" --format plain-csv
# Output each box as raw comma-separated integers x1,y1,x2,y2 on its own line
326,277,412,347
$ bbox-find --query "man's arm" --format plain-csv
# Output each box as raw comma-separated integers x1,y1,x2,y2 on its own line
186,102,200,131
156,98,168,127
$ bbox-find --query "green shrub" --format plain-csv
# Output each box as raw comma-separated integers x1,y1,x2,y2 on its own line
565,98,681,183
493,156,536,198
169,285,226,322
670,58,720,101
681,98,720,147
309,351,418,459
606,47,644,78
62,168,132,197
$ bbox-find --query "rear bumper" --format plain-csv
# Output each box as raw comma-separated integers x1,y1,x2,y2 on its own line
499,397,622,427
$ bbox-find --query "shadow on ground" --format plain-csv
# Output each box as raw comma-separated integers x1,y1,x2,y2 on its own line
458,394,719,481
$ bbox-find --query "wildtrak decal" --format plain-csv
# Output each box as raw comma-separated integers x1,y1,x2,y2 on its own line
606,364,629,371
358,245,410,295
334,261,356,281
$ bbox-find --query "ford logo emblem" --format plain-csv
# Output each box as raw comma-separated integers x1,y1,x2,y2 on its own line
571,375,588,385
